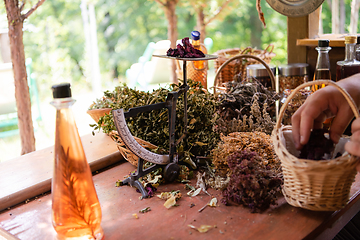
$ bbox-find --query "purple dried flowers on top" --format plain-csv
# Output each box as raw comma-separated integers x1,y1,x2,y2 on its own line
166,37,205,58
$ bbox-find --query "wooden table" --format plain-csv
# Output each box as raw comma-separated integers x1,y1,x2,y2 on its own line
1,132,360,240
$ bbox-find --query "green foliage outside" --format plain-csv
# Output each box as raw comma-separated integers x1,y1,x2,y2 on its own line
2,0,355,101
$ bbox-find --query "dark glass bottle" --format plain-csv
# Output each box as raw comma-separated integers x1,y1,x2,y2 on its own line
355,35,360,61
51,83,103,240
336,35,360,81
312,39,331,91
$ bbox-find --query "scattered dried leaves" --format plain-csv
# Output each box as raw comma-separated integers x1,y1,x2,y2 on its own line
188,224,214,233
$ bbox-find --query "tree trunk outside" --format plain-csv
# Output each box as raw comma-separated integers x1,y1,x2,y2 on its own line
196,7,206,43
250,5,262,49
350,0,360,34
332,0,339,34
5,0,36,154
340,0,345,33
164,0,178,84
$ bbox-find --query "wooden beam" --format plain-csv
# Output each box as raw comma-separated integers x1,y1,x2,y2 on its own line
287,16,308,63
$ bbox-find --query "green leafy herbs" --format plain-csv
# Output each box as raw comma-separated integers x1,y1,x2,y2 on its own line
90,80,220,161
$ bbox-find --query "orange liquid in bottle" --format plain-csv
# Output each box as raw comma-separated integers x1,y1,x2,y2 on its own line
191,40,207,88
312,68,331,91
313,69,333,129
52,106,103,240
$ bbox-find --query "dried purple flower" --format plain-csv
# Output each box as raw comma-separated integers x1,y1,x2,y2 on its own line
136,183,157,197
221,149,282,213
299,129,334,160
166,37,205,58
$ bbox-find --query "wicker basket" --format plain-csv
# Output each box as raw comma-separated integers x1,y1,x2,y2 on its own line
271,80,359,211
176,43,208,88
213,45,275,86
87,108,112,123
87,109,158,167
213,54,276,95
109,130,157,167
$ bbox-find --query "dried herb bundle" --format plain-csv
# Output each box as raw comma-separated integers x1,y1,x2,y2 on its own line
166,37,205,58
214,94,274,135
299,129,335,160
214,81,279,135
90,80,220,162
221,149,283,213
211,132,281,177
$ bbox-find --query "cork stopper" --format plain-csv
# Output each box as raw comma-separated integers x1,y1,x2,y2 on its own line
51,83,72,99
345,36,357,44
318,39,329,47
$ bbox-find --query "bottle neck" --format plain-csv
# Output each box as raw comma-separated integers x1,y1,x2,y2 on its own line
345,43,356,61
315,46,331,69
50,97,76,110
192,39,200,50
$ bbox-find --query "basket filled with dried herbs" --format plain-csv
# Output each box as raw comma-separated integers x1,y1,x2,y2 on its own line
271,80,359,211
89,80,220,167
87,108,112,124
213,45,275,86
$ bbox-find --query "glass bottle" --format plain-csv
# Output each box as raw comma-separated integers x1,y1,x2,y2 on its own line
51,83,103,240
312,39,331,91
190,30,207,87
355,35,360,61
336,35,360,81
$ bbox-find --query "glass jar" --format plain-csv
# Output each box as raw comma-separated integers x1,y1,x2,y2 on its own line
278,63,309,93
336,35,360,81
356,35,360,61
246,64,276,90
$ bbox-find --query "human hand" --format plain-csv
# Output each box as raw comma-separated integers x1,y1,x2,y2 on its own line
291,84,355,150
345,118,360,171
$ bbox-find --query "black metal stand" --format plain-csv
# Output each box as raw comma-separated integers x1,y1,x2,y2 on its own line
119,60,189,198
121,158,163,198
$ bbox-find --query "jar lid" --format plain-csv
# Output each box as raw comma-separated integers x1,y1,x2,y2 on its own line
191,31,200,40
278,63,309,76
345,36,357,44
246,64,276,78
52,83,72,99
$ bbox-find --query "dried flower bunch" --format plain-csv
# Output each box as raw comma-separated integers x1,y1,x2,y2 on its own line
166,37,205,58
90,80,220,162
214,94,274,135
221,149,283,213
211,132,281,177
214,80,279,135
299,129,335,160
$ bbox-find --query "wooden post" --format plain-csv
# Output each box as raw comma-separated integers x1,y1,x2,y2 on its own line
287,16,308,64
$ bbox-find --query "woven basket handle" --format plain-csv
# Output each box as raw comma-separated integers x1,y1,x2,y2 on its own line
240,47,253,55
213,54,276,94
276,80,360,129
264,44,274,54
